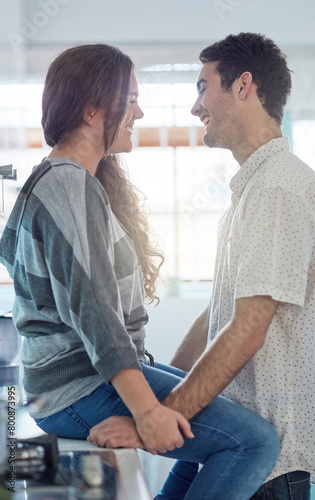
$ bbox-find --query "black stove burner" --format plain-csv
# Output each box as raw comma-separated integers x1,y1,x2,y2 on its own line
2,434,117,499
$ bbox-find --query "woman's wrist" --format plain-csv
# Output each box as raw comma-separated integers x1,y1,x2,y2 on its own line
134,403,160,422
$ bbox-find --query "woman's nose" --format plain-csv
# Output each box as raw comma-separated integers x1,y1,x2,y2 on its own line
135,104,144,120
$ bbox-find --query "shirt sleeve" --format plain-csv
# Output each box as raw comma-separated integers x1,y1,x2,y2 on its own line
35,167,142,384
234,184,314,307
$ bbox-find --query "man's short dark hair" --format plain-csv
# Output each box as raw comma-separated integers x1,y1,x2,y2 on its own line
199,33,292,124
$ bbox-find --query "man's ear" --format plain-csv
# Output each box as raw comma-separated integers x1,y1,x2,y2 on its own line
237,72,253,100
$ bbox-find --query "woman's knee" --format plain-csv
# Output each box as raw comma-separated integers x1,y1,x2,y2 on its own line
192,397,280,460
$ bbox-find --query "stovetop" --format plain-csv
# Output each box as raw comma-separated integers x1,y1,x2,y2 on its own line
2,434,118,500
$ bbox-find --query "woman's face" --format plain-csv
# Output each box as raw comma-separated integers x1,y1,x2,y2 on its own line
108,70,144,154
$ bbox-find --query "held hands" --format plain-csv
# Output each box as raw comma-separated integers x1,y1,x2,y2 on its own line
87,403,194,455
134,402,194,455
98,369,194,455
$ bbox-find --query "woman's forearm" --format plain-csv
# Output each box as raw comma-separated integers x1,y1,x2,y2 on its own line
111,368,159,419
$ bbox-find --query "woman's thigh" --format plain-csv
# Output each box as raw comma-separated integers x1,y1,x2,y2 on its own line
35,362,187,438
153,361,187,379
35,360,277,466
159,394,279,464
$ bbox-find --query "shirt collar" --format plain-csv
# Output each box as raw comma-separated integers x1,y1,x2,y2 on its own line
230,137,290,203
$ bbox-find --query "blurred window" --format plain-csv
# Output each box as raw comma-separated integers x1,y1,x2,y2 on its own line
0,82,315,286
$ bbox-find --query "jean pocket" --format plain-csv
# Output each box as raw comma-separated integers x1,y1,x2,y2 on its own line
288,472,310,499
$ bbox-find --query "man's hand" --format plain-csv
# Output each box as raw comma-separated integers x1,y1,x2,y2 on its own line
87,416,144,449
134,403,194,455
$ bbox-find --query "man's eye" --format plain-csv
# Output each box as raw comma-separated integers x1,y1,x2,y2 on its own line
199,88,206,95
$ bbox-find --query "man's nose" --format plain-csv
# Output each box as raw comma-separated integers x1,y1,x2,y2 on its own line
191,97,201,116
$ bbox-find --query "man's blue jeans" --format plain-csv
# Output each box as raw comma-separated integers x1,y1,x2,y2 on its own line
34,362,280,500
249,471,311,499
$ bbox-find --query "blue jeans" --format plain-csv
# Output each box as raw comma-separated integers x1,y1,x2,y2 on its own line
34,362,280,500
249,471,311,500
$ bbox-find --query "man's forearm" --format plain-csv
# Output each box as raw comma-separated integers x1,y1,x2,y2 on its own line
164,323,258,419
164,295,279,420
170,305,210,371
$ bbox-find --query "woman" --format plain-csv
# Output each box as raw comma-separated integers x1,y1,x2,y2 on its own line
0,44,279,499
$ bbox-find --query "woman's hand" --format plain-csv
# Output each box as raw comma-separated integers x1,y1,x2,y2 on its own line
87,415,144,449
135,403,194,455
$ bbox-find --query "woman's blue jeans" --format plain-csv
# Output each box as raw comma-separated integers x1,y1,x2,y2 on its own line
34,362,280,500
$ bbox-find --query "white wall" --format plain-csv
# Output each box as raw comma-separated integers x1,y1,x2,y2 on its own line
145,296,209,364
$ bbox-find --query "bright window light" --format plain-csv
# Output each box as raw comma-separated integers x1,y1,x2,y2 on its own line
1,82,315,287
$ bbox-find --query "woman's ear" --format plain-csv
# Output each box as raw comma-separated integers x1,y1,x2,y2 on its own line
237,72,253,100
83,106,98,125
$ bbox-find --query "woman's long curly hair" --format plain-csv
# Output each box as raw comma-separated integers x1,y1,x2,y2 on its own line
96,155,164,304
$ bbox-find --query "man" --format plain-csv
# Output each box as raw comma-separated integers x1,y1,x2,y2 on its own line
89,33,315,499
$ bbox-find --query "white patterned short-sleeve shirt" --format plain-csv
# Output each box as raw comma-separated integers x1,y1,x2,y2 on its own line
208,137,315,480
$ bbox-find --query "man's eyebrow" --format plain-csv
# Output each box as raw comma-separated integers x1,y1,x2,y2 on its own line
197,78,207,92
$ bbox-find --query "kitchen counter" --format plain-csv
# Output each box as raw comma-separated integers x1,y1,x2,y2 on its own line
3,411,152,500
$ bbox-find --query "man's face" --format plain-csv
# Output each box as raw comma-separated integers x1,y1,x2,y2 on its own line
191,62,240,151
